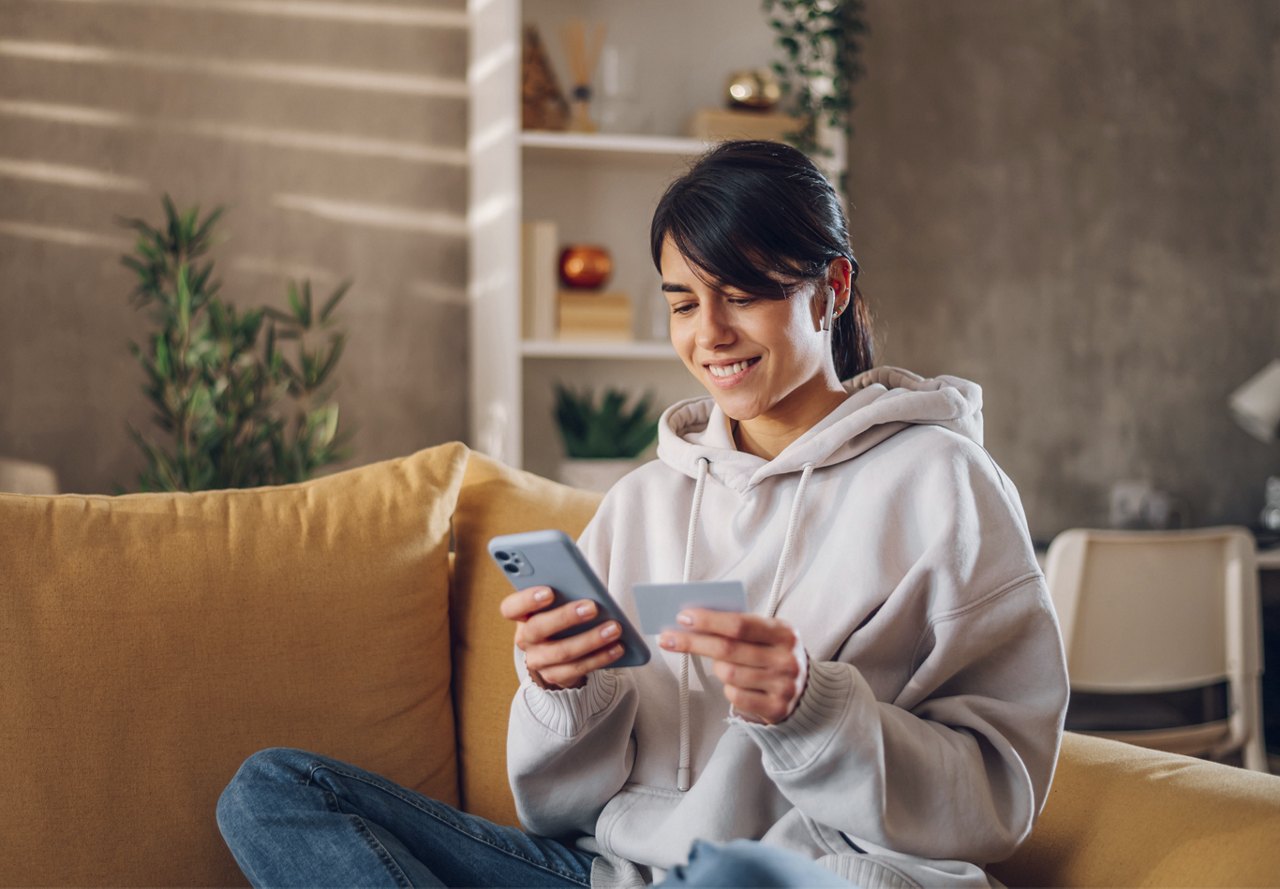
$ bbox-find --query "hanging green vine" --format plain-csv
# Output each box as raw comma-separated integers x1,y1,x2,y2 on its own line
763,0,867,158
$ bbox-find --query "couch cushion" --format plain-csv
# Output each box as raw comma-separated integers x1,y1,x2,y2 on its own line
0,443,468,887
990,732,1280,887
450,453,602,827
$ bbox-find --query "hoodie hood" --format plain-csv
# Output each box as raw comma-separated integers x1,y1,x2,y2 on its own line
657,366,984,492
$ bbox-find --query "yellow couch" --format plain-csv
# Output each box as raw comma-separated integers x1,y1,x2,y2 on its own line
2,444,1278,887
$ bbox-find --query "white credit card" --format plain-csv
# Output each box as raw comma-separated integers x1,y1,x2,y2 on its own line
632,580,748,635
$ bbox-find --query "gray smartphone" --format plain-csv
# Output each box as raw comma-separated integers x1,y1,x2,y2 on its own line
488,530,651,667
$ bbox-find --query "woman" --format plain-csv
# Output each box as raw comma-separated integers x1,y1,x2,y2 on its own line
217,140,1067,888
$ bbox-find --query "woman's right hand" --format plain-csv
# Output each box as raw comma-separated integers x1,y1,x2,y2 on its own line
499,586,626,690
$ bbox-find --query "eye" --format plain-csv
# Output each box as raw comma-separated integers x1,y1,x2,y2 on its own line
670,302,696,316
727,297,756,308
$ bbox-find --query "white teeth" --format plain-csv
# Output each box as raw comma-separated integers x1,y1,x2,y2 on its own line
709,360,752,378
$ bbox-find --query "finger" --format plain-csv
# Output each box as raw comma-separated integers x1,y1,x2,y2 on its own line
522,598,601,644
523,619,623,672
499,586,555,621
658,630,782,668
536,642,626,689
711,659,802,696
676,609,797,648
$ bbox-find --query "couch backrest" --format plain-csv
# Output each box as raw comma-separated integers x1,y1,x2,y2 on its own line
0,444,470,887
449,452,602,826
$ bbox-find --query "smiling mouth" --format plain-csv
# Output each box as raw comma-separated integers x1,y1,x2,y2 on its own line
706,357,761,379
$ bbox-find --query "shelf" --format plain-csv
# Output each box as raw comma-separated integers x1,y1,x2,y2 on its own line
521,131,709,163
522,339,676,360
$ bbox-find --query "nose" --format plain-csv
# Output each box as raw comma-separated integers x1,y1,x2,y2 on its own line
694,302,735,351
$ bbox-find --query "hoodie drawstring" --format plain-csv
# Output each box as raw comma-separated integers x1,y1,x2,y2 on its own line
763,462,814,619
674,458,816,792
676,456,710,792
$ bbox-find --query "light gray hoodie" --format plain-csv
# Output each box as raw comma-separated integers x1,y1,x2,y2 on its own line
507,367,1069,888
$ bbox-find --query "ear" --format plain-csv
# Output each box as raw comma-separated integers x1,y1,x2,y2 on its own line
825,258,855,320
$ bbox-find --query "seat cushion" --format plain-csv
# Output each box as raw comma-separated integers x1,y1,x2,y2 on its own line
0,443,468,887
990,732,1280,888
450,452,602,827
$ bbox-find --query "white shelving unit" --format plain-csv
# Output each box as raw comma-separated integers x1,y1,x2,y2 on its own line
468,0,837,479
522,339,677,360
521,131,708,161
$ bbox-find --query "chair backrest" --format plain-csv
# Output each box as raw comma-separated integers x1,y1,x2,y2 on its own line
1044,526,1260,695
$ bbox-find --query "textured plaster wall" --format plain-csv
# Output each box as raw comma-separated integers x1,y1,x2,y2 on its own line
849,0,1280,540
0,0,469,493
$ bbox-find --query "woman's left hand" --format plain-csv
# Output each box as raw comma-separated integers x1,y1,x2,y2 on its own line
659,610,807,725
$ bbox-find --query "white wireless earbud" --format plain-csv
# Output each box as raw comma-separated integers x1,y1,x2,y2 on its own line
820,288,836,333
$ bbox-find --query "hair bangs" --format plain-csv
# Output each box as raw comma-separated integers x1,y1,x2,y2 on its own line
655,181,820,299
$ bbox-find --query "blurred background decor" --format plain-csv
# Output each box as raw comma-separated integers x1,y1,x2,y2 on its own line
521,219,559,341
0,456,59,495
558,243,612,290
561,18,606,133
1229,359,1280,539
556,244,630,342
595,43,650,134
1262,477,1280,535
521,24,568,131
122,196,351,491
2,0,468,492
688,66,797,144
1,0,1276,536
762,0,867,157
726,67,783,110
553,384,658,491
1230,359,1280,444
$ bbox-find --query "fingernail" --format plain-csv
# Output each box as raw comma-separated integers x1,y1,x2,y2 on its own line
676,611,694,626
533,588,551,603
576,602,595,617
600,622,619,638
660,634,678,649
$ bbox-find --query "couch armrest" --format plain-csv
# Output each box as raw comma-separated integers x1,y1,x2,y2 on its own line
991,732,1280,888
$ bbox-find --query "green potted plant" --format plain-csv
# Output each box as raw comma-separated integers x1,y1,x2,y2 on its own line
121,195,352,491
553,384,659,492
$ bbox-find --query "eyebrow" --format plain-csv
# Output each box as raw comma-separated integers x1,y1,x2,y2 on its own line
661,283,694,293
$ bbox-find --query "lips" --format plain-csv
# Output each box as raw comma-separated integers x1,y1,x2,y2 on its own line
704,356,760,386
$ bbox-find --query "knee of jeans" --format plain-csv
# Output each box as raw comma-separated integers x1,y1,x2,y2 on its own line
684,839,822,887
216,747,314,835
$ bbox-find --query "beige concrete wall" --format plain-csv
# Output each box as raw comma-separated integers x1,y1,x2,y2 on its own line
0,0,469,492
849,0,1280,539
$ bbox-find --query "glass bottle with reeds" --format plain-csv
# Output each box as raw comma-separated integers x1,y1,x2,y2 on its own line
561,18,605,133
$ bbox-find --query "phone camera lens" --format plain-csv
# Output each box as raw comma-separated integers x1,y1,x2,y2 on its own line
494,551,510,561
503,563,519,574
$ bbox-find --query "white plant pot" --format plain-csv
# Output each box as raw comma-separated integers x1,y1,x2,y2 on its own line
557,458,638,493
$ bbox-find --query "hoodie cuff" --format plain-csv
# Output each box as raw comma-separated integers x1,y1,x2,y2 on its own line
520,669,621,738
737,660,854,770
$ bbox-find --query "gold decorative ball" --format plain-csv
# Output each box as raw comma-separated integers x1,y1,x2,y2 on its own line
725,68,782,111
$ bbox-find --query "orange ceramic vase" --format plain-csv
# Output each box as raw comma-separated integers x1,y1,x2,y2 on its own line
559,245,613,289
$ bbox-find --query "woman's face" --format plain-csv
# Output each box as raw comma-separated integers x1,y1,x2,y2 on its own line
660,237,841,428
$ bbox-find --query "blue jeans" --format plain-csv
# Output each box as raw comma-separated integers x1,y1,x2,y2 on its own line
217,748,849,888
